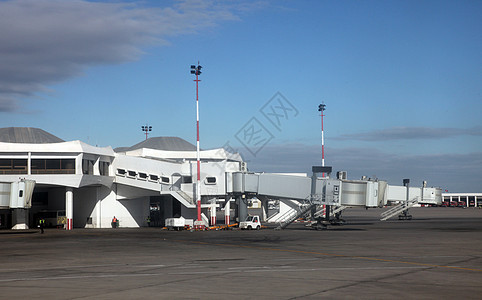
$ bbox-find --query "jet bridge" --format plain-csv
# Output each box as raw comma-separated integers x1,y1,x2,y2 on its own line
0,179,35,229
231,167,442,228
231,171,387,207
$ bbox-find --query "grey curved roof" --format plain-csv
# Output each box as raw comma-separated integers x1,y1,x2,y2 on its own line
115,137,196,152
0,127,64,144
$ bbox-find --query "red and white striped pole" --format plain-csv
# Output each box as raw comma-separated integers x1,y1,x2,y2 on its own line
318,103,326,177
191,63,203,229
318,103,327,218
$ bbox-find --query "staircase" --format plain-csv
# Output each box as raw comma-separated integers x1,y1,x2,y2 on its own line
275,202,316,230
169,190,196,208
380,198,419,221
332,205,348,215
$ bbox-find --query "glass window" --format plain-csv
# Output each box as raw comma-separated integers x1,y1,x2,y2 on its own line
0,159,12,168
61,159,75,170
31,159,45,170
82,159,94,175
100,161,109,176
46,159,61,170
0,159,27,174
206,177,216,184
13,159,27,169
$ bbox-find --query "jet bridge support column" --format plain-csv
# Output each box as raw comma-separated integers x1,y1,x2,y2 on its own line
237,195,248,224
209,199,216,226
399,179,412,220
261,198,269,222
11,209,28,230
224,196,231,225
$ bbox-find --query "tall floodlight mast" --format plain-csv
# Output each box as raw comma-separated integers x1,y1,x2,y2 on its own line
141,125,152,140
318,103,326,177
190,63,203,229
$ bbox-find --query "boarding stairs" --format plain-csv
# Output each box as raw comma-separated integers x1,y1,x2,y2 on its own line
166,190,195,208
332,205,348,215
312,204,347,218
380,197,419,221
275,201,316,230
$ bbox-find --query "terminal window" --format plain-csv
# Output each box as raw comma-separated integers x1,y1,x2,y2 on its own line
0,159,27,174
32,159,75,174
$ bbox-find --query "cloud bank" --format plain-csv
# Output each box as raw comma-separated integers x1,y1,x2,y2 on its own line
333,126,482,141
245,143,482,193
0,0,240,112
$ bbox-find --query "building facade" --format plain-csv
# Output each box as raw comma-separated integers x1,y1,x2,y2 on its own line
0,128,244,229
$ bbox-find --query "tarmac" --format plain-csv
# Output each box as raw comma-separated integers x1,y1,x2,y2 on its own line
0,207,481,299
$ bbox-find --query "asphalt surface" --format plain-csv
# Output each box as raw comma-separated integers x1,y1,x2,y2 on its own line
1,207,481,300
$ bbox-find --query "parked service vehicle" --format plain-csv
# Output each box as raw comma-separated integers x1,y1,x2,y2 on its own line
239,215,261,230
165,217,193,230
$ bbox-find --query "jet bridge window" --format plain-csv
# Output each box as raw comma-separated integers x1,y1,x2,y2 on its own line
161,176,170,184
138,172,148,180
116,169,127,176
205,177,217,184
149,174,159,182
127,170,137,178
182,176,192,184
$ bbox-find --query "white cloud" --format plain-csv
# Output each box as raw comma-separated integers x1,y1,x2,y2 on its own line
0,0,241,112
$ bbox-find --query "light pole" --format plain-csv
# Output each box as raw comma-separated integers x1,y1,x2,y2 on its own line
191,63,203,229
141,125,152,140
318,103,326,177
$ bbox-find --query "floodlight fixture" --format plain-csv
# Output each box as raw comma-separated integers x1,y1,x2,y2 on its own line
141,124,152,140
190,63,202,76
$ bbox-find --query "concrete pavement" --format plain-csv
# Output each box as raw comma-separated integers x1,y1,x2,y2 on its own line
0,207,481,299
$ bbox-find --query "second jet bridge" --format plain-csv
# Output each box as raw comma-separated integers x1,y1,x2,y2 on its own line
232,172,312,201
231,172,386,207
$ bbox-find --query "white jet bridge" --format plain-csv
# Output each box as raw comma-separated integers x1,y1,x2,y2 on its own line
0,179,35,229
231,166,442,229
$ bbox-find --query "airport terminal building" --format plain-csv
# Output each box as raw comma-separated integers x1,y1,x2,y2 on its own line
1,127,445,230
0,127,244,229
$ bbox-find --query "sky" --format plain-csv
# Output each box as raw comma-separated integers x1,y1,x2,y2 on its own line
0,0,481,192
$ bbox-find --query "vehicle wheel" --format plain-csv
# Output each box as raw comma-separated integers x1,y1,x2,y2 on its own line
256,225,260,230
247,225,252,230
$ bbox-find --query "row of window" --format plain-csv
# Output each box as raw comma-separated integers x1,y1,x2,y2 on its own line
0,159,75,175
116,168,217,185
0,158,110,176
116,168,171,183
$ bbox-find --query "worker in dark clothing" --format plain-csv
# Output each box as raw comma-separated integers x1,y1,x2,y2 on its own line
146,216,151,227
39,218,45,234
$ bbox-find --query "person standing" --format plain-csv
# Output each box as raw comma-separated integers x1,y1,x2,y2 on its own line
146,216,151,227
39,218,45,234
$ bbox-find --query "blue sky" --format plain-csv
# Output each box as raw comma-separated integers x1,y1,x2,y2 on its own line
1,0,481,192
